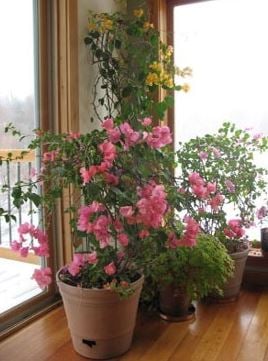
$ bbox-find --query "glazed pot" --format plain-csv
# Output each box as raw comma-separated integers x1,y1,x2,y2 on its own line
57,271,144,359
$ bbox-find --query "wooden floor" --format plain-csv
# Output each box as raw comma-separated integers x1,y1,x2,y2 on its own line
1,288,268,361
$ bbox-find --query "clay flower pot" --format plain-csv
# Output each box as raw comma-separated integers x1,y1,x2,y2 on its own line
57,271,144,359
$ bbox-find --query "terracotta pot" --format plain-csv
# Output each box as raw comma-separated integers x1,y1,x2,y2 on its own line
219,247,249,300
159,284,195,322
57,271,144,359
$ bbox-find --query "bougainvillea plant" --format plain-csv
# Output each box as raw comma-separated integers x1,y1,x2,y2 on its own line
176,122,268,253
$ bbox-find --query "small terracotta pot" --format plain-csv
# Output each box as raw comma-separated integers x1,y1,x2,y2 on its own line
159,284,195,322
57,271,144,359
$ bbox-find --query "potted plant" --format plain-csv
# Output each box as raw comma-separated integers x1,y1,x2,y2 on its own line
176,122,268,300
142,232,233,321
256,203,268,256
0,7,194,359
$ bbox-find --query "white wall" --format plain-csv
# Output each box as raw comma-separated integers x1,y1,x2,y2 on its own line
78,0,123,132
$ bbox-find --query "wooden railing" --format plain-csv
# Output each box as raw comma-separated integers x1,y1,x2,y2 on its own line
0,149,39,264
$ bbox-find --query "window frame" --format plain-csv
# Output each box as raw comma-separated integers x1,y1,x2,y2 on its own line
0,0,79,339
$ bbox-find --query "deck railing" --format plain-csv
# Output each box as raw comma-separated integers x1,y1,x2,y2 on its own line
0,149,39,264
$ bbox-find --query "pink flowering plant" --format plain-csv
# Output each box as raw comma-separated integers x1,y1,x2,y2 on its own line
176,122,268,253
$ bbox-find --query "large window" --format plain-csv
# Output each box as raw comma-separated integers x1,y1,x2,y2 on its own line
167,0,268,238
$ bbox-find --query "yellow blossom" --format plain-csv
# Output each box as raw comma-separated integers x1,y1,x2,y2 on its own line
146,72,159,86
143,22,154,30
181,83,190,92
133,8,144,17
166,45,173,57
88,22,97,31
149,62,162,73
164,77,174,88
102,19,113,31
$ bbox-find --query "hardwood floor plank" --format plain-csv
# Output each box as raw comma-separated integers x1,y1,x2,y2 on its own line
215,290,260,361
236,291,268,361
1,289,268,361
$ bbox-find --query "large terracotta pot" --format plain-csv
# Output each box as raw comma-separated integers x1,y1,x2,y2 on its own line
159,284,195,322
218,247,249,300
57,271,144,359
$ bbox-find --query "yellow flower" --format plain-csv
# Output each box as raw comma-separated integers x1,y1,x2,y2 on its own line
166,45,173,57
164,77,174,88
143,22,154,30
133,8,144,17
146,72,159,86
88,22,97,31
149,62,162,73
102,19,113,31
181,83,190,92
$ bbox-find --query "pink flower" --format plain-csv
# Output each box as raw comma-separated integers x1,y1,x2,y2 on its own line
80,166,97,184
146,126,172,149
108,127,121,143
11,240,22,251
188,172,204,186
209,193,224,211
119,206,134,218
68,262,81,276
18,222,33,235
253,133,263,141
99,141,116,162
103,172,119,186
104,262,117,276
257,206,267,220
141,117,152,126
33,243,50,257
31,267,52,289
87,251,98,264
181,217,199,246
68,131,81,139
225,179,235,193
20,247,29,257
113,219,123,232
210,147,221,158
224,219,245,239
167,232,181,248
198,151,208,161
118,233,129,247
102,117,114,130
192,184,208,199
207,182,217,194
139,229,150,238
43,150,58,162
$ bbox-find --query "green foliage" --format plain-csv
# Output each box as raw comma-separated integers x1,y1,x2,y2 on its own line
84,8,191,121
142,233,234,301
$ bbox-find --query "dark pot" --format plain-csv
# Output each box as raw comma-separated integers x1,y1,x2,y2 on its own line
261,228,268,253
159,284,195,322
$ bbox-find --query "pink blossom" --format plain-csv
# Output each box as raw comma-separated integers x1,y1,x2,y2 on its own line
141,117,152,126
198,151,208,161
119,122,140,148
117,251,125,261
43,150,58,162
18,222,33,235
119,206,134,218
139,229,150,238
103,172,119,186
253,133,263,141
104,262,117,276
31,267,52,289
92,215,111,248
11,240,22,251
146,126,172,149
177,187,186,194
68,131,81,140
77,202,105,233
192,184,208,199
210,147,221,158
113,219,123,232
19,247,29,257
99,141,116,162
87,251,98,264
225,179,235,193
68,262,81,276
108,127,121,143
224,219,245,239
102,117,114,130
207,182,217,194
257,206,267,220
97,161,110,173
118,233,129,247
33,243,50,257
80,166,97,184
136,183,167,228
188,172,205,187
167,232,181,248
181,217,199,246
209,193,224,211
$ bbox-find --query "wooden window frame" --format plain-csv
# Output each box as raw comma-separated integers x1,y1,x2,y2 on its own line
0,0,79,339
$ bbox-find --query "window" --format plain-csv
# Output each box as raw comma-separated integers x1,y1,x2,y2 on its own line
167,0,268,239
